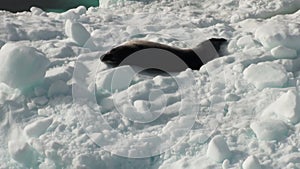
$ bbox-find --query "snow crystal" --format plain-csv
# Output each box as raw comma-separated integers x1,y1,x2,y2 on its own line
0,43,50,90
271,45,298,59
250,119,288,141
242,155,262,169
243,62,287,90
65,20,90,46
207,135,231,163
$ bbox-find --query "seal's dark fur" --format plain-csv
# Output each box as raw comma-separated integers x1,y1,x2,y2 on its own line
101,38,227,70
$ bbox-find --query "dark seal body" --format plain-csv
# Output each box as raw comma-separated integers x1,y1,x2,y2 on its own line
101,38,227,71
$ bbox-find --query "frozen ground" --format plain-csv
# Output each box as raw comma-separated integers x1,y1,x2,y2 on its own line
1,0,300,168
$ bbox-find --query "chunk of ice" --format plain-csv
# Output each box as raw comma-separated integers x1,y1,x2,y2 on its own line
207,135,231,163
242,156,262,169
65,20,90,46
262,90,300,123
24,117,53,138
255,22,300,50
271,45,297,59
250,119,288,141
243,62,287,90
0,43,50,90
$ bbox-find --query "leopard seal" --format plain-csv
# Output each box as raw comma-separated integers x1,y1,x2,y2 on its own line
100,38,227,72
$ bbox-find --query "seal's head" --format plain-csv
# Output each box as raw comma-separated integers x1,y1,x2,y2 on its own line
101,42,146,65
101,46,130,64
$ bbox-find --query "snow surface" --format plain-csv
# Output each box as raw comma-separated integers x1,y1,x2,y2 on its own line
0,0,300,168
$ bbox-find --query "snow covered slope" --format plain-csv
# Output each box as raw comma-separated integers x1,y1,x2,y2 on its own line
0,0,300,168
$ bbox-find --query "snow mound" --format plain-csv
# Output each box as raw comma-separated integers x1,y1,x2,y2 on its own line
236,35,257,50
57,6,87,20
96,65,135,92
30,7,46,16
8,141,36,168
250,119,288,141
242,156,262,169
50,45,74,58
45,65,73,84
243,62,287,90
3,1,300,168
262,90,300,123
48,80,69,97
255,22,300,50
8,125,39,167
279,152,300,165
65,20,90,46
0,43,50,90
27,29,61,41
239,0,300,18
24,117,53,138
271,45,298,59
32,96,48,106
207,135,231,163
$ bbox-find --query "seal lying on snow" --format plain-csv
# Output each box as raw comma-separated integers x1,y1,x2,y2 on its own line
100,38,227,72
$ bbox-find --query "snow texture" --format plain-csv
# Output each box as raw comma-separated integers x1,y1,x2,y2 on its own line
1,0,300,168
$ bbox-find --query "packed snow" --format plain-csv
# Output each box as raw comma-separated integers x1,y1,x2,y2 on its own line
0,0,300,168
